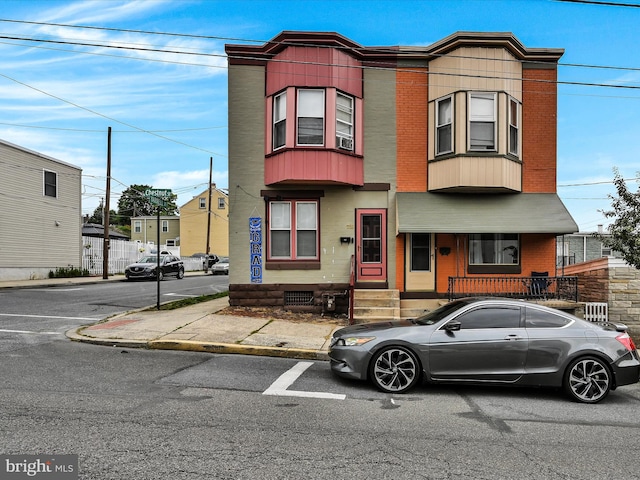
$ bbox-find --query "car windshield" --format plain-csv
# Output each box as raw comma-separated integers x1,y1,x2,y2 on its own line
414,300,470,325
138,256,165,264
218,257,229,263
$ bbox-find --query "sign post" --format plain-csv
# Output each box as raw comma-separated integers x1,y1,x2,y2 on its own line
144,188,172,309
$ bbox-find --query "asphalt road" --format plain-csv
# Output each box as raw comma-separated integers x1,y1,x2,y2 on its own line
1,279,640,479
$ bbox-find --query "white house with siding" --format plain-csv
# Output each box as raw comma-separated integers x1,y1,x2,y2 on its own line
0,139,82,280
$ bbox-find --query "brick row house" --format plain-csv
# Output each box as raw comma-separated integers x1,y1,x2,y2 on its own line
224,31,578,319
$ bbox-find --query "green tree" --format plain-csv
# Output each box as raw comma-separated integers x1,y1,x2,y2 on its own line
116,184,178,226
597,168,640,269
86,200,117,225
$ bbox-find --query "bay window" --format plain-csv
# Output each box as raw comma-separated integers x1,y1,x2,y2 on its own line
436,96,453,155
297,89,324,145
336,92,354,150
469,92,496,151
273,92,287,149
269,200,318,260
508,97,520,157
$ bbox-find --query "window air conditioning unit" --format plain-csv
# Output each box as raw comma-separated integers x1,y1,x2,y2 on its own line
337,136,353,151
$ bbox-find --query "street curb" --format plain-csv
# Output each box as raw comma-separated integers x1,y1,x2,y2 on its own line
66,329,330,361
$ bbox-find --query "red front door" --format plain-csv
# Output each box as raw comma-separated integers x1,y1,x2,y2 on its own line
355,209,387,284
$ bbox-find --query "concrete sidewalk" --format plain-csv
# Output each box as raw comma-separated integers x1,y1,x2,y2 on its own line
0,273,345,360
66,296,344,360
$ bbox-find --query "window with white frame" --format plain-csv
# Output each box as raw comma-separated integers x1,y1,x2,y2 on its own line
162,220,169,233
269,200,318,260
218,197,225,209
134,220,142,233
469,234,519,265
199,197,206,209
273,91,287,149
297,89,324,145
508,97,520,157
436,96,453,155
469,92,496,151
336,92,354,150
43,170,57,198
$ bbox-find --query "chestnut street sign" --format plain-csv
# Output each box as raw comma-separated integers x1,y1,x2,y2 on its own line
145,188,172,207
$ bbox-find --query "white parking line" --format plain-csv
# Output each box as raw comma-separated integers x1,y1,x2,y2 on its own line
0,313,98,321
263,361,346,400
0,329,61,335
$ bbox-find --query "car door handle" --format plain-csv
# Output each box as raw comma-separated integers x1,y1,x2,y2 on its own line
504,334,523,341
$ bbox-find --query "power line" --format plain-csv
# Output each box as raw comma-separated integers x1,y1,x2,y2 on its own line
555,0,640,6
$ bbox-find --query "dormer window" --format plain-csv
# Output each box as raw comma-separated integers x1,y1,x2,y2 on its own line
469,92,496,151
297,89,324,145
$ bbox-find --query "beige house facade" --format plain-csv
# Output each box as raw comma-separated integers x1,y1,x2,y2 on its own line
130,216,180,249
0,139,82,280
179,185,229,257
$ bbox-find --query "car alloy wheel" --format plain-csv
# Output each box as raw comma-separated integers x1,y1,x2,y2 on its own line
157,270,164,281
564,356,611,404
370,346,420,393
177,268,184,279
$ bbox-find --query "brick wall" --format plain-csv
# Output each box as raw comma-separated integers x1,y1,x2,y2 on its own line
563,258,640,341
396,66,428,192
522,67,557,193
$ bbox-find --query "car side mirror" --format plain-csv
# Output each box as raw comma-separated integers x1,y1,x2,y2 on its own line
444,321,461,332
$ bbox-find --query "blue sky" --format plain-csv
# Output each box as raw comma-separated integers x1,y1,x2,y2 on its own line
1,0,639,231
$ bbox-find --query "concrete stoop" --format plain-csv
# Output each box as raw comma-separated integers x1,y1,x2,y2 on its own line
352,289,400,323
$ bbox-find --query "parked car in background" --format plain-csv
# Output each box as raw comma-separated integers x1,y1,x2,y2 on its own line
211,256,229,275
125,254,185,281
202,254,219,273
329,297,640,403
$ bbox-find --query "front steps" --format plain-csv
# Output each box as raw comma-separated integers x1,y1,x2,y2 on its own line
352,290,443,323
352,289,400,323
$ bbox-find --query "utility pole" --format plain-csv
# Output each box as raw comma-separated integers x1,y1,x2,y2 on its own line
102,127,111,280
204,156,213,272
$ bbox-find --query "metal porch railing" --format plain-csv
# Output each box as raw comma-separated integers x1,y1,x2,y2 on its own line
448,275,578,302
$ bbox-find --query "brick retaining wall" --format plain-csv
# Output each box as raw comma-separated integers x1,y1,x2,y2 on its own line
563,258,640,342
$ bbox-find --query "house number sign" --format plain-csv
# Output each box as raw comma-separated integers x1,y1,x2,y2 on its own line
249,217,262,284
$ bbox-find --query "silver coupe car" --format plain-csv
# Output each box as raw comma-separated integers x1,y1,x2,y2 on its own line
329,297,640,403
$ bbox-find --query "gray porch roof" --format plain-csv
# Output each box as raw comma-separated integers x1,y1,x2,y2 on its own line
396,192,578,234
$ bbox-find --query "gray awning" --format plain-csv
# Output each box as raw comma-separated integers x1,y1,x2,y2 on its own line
396,192,578,234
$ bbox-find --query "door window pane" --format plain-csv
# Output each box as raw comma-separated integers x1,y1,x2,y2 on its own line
411,233,431,271
362,214,381,263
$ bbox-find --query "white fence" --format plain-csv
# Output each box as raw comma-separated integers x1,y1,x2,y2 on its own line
81,237,203,275
584,302,609,322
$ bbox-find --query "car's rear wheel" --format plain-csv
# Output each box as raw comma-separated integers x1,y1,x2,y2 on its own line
563,356,611,404
177,268,184,279
370,346,420,393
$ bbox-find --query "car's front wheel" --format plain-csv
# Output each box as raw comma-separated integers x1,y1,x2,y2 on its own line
156,270,164,281
370,346,420,393
177,268,184,279
563,356,611,404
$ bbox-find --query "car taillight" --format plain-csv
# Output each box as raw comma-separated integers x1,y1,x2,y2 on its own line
616,333,637,352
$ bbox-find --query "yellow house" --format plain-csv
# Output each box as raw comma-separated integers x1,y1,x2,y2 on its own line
179,184,229,257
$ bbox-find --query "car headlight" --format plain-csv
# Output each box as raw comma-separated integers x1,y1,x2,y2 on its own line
337,336,376,347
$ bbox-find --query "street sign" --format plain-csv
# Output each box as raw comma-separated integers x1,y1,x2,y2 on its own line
145,188,172,207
